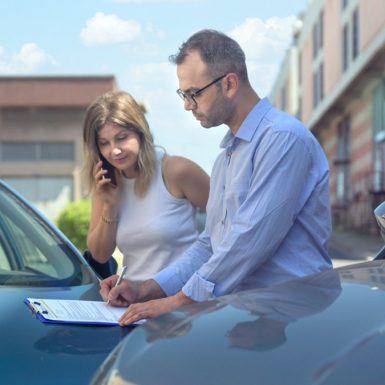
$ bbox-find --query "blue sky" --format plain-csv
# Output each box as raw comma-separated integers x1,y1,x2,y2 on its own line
0,0,308,173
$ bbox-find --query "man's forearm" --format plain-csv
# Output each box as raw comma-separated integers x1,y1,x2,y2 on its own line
137,279,167,302
173,290,195,307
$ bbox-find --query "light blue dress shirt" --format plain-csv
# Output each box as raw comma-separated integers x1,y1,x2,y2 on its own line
155,98,332,302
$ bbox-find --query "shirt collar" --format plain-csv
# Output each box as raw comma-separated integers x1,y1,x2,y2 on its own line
220,97,272,149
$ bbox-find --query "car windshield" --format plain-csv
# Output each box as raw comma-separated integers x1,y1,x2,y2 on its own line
0,183,95,287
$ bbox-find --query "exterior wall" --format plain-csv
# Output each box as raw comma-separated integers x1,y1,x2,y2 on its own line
323,0,341,95
0,76,117,220
334,83,375,228
350,92,373,181
318,120,336,203
360,0,385,50
300,34,313,122
0,76,117,107
270,47,300,117
270,0,385,232
0,107,85,202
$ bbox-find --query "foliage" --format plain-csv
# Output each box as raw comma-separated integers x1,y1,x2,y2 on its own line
56,200,91,252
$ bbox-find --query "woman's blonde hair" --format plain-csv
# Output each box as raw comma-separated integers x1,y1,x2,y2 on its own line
83,91,156,197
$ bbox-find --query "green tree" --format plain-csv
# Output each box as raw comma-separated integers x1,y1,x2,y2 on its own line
56,200,91,252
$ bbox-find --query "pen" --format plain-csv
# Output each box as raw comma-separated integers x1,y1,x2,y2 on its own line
107,265,127,305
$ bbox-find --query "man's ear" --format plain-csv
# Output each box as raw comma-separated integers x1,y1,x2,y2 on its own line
223,73,239,97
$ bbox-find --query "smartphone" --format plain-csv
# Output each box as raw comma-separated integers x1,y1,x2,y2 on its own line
100,155,117,187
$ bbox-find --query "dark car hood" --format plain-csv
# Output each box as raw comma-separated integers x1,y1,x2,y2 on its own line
0,283,134,385
94,260,385,385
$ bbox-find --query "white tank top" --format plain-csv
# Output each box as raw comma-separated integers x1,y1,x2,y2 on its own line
116,151,198,281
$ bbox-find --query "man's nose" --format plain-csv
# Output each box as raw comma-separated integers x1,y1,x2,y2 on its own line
184,98,196,111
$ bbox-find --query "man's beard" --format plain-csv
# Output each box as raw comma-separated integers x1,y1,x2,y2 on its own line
195,94,231,129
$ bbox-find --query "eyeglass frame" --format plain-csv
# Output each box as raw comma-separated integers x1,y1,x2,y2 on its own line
176,74,227,106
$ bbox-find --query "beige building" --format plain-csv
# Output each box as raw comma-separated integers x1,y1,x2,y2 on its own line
0,76,117,220
270,0,385,231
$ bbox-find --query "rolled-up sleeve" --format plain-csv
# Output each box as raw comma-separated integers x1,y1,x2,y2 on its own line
182,272,216,300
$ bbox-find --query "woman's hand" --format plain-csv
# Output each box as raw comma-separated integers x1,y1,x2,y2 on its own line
93,160,121,206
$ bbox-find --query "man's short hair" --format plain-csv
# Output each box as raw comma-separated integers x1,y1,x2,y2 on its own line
169,29,249,83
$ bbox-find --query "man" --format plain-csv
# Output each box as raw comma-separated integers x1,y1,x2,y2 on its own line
100,29,332,326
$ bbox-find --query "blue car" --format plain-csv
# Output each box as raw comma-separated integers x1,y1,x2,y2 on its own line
0,180,133,385
91,259,385,385
90,217,385,385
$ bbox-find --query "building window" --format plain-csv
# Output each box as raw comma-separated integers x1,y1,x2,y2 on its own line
296,96,302,121
352,8,360,60
313,63,324,108
281,85,287,111
373,81,385,191
342,24,349,72
334,117,351,205
312,24,318,58
342,7,360,73
0,142,74,162
319,11,324,50
313,72,318,108
298,52,302,85
40,143,74,161
318,63,324,101
2,143,36,161
312,11,324,59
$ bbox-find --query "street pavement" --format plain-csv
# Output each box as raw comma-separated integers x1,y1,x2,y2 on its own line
329,228,385,267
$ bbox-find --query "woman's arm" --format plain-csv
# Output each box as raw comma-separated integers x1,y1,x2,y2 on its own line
86,161,121,262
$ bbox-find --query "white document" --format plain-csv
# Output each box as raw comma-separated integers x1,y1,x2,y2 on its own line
25,298,144,326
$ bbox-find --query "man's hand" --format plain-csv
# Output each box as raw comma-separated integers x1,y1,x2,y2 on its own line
119,291,195,326
100,275,139,307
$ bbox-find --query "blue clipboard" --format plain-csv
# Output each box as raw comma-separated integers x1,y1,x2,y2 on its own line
24,297,128,326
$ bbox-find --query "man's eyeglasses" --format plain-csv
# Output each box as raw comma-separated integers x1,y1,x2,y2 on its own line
176,74,227,106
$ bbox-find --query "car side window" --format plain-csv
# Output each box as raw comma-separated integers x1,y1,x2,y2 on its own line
0,238,11,271
4,219,59,277
0,183,93,286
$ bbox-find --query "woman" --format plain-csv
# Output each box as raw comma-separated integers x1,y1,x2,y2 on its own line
83,90,209,281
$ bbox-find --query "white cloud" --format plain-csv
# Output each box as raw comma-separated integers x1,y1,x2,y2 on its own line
0,43,59,73
128,61,175,85
228,16,298,96
80,12,141,47
123,61,177,111
145,22,167,40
